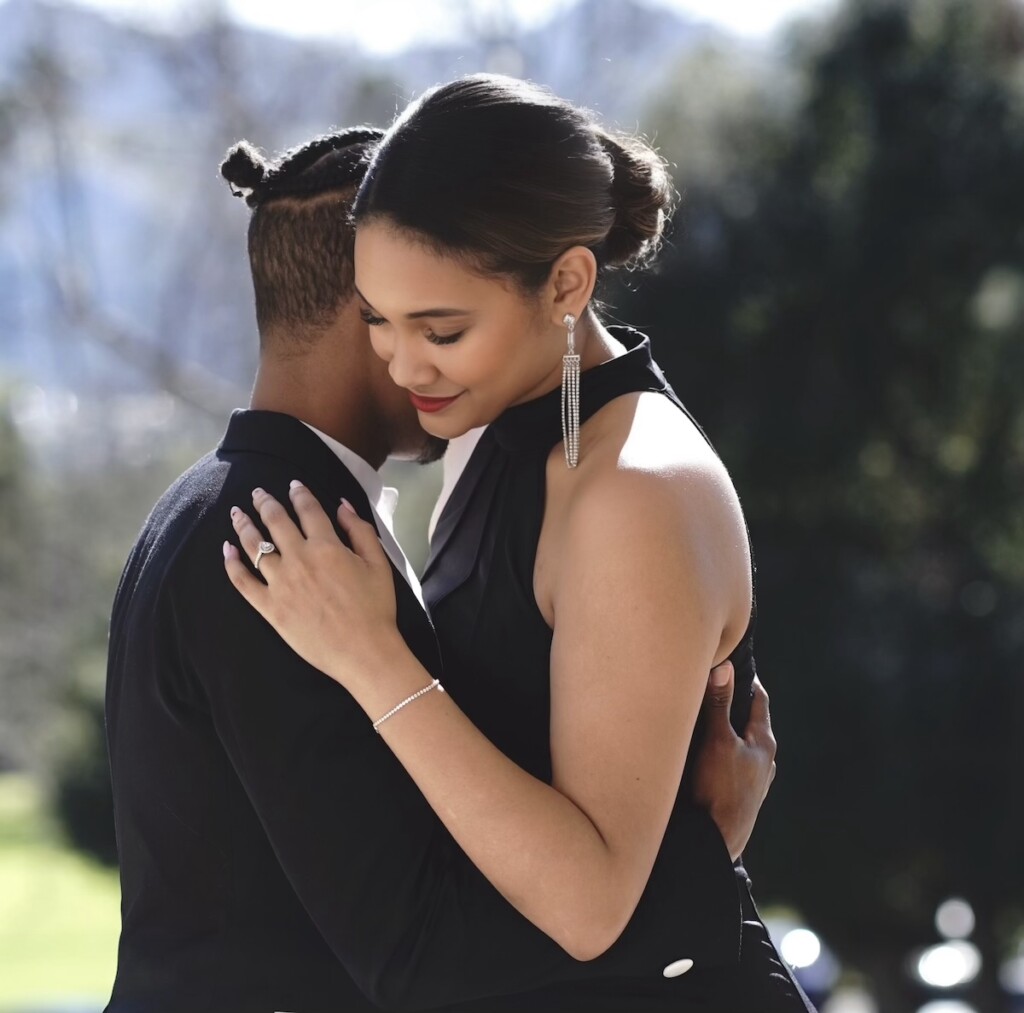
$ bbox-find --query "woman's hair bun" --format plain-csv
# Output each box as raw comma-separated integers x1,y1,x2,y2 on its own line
354,75,675,289
595,131,676,270
220,141,268,206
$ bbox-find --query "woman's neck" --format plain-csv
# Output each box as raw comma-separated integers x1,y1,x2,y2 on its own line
578,315,626,371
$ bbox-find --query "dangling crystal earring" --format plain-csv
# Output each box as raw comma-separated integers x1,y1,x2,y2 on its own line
561,312,580,469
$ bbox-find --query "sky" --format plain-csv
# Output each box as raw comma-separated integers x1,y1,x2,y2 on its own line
62,0,837,54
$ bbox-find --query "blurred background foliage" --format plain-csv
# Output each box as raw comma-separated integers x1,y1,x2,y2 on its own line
618,3,1024,1008
0,0,1021,1010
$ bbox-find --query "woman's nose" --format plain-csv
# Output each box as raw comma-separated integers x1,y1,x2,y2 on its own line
387,334,436,389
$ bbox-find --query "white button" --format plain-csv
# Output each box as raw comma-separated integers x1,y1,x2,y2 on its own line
663,958,694,978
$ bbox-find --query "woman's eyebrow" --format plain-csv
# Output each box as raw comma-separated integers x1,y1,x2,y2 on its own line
353,285,378,311
405,307,470,320
354,285,469,320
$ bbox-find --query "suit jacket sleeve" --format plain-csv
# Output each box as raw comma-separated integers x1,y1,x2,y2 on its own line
171,481,740,1011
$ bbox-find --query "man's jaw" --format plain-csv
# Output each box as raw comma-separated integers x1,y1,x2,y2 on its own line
416,435,449,465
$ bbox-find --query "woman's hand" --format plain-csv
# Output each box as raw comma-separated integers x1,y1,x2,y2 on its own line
222,482,404,689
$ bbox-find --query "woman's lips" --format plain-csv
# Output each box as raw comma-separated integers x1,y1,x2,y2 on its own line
409,392,463,414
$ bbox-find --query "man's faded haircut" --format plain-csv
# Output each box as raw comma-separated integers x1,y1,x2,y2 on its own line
220,127,384,345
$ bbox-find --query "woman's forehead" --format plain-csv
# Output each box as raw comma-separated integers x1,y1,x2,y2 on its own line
354,226,506,304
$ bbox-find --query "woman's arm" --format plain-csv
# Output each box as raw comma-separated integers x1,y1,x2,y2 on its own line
225,462,748,961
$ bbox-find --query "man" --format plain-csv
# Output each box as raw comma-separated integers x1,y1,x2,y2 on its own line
104,126,778,1012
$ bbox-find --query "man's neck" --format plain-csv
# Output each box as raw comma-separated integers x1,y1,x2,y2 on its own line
250,361,387,470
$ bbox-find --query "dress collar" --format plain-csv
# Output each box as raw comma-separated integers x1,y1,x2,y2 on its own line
489,326,669,455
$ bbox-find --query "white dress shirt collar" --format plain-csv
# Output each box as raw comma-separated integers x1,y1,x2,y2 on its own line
301,422,424,608
302,424,396,529
428,425,488,543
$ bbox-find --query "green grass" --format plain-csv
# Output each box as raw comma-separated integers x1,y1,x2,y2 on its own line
0,775,119,1012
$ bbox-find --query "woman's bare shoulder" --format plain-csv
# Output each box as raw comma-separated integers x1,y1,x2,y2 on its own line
549,391,752,641
572,390,738,515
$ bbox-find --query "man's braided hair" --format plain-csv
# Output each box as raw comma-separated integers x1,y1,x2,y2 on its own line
221,127,384,343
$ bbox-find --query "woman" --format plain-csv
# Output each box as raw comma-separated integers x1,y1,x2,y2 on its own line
224,75,815,1011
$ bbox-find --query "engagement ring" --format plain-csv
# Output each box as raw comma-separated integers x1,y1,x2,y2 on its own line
254,541,276,571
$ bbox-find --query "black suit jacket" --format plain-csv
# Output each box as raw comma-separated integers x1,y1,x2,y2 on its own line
104,410,741,1013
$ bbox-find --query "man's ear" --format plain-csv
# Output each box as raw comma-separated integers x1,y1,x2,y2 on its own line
545,246,598,326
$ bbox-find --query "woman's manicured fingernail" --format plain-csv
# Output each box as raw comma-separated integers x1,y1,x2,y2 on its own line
290,479,304,490
711,663,732,687
252,488,265,498
230,506,240,518
222,541,231,558
341,498,356,514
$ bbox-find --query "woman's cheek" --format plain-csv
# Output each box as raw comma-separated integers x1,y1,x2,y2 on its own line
369,328,392,362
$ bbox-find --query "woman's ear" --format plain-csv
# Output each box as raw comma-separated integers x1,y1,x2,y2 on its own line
546,246,598,326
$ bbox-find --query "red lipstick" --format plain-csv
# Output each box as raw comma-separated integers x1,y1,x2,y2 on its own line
409,392,463,414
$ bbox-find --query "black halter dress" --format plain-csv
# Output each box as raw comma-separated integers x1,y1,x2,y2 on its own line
422,327,816,1012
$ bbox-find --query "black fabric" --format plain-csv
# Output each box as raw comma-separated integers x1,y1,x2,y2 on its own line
423,329,817,1012
105,407,780,1013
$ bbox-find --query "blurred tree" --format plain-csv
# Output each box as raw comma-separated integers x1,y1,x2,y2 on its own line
48,648,117,865
11,38,244,417
343,71,407,128
647,39,795,190
0,386,46,771
625,0,1024,1008
0,380,218,860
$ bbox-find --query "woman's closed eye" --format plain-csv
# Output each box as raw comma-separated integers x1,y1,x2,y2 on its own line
359,308,463,345
425,328,465,346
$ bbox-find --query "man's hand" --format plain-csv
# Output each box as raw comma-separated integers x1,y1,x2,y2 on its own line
690,662,777,861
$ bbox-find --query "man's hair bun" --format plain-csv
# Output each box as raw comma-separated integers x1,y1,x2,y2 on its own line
220,129,387,208
220,141,269,206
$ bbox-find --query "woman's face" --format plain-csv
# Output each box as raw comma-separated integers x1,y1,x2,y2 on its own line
353,221,563,439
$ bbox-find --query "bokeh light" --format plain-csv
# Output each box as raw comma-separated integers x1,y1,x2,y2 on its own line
916,942,982,989
935,898,976,941
781,927,823,969
915,1002,979,1013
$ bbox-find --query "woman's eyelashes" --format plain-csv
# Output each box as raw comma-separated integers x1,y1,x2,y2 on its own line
359,307,464,345
425,328,465,346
